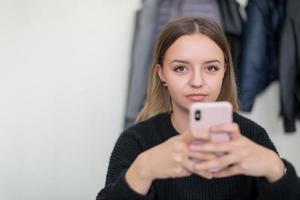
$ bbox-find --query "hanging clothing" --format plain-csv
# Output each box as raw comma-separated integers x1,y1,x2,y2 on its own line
124,0,160,128
279,0,300,133
219,0,244,74
237,0,285,111
155,0,223,34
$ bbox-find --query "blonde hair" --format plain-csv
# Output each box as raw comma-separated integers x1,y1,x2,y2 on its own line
136,17,239,122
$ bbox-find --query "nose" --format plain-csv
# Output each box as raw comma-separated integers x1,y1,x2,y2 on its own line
189,69,204,88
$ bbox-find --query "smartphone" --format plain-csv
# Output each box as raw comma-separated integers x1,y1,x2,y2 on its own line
189,101,233,172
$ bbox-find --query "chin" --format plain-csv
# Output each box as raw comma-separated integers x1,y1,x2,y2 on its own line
171,102,190,113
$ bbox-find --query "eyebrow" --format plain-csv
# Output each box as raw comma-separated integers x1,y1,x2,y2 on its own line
169,59,221,65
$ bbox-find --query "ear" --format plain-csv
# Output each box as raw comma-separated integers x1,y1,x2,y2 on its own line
155,64,166,82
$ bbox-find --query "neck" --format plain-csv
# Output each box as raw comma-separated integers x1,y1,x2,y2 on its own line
170,107,189,134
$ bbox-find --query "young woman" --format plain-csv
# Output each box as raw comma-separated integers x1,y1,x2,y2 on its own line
97,17,299,200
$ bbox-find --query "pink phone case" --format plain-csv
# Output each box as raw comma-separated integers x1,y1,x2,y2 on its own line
189,101,233,172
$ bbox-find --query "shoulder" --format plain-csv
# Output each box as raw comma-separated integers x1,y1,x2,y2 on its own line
124,113,169,135
120,113,172,150
233,112,267,141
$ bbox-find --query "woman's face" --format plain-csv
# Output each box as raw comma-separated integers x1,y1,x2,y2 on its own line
156,33,225,113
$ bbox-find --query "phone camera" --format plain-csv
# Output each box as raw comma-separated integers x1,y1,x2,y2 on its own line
195,110,201,121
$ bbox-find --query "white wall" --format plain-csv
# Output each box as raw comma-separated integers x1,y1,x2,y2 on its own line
0,1,299,200
0,0,140,199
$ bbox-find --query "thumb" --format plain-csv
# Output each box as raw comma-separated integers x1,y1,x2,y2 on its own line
190,129,211,141
180,129,196,143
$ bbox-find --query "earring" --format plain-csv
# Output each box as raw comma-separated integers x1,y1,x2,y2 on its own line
162,81,167,86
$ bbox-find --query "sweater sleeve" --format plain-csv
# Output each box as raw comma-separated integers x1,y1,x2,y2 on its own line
254,128,299,200
96,131,155,200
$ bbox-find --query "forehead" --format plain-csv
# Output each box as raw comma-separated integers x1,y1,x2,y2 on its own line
164,34,224,64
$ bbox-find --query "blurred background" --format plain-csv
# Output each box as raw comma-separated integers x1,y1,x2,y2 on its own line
0,0,299,200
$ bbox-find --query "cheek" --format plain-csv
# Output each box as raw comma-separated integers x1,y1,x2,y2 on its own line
167,81,184,95
165,77,187,96
205,75,224,92
166,74,188,88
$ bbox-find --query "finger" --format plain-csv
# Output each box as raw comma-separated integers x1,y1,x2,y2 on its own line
193,169,214,179
188,151,218,161
213,164,242,178
182,157,196,173
190,141,233,153
182,156,214,179
171,166,193,178
190,129,211,141
181,130,197,143
181,129,210,145
194,153,238,171
210,123,241,140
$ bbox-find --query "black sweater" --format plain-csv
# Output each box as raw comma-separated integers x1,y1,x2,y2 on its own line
97,112,299,200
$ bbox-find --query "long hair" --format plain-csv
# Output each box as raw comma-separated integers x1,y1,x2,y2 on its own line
136,17,239,122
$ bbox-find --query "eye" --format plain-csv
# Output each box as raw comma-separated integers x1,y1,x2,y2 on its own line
205,65,220,72
174,65,188,73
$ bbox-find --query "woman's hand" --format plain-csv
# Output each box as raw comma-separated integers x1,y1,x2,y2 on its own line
189,123,286,183
140,130,218,180
125,129,217,195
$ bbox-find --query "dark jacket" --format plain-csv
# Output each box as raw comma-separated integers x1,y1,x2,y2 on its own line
218,0,243,72
238,0,285,111
279,0,300,133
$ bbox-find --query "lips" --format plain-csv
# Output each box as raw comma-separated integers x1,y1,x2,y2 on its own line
186,93,208,101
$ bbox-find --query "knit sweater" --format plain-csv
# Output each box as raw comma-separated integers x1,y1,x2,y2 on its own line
97,112,299,200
